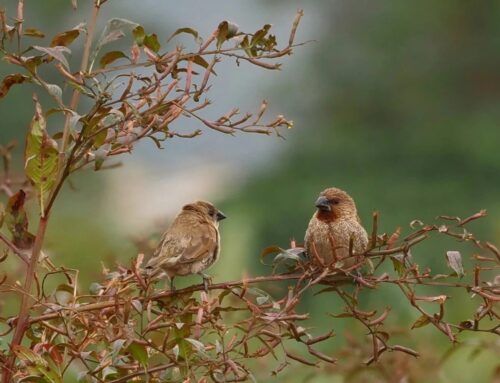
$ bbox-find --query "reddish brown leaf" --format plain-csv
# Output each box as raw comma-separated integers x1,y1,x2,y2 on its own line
0,73,28,98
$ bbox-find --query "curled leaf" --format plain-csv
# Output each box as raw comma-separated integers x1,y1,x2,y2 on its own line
168,27,200,44
0,74,29,98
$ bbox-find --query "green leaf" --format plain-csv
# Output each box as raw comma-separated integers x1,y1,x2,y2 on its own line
101,366,118,380
127,341,148,368
446,251,464,278
13,345,47,367
0,74,29,99
144,33,160,53
173,313,193,361
390,252,412,276
99,50,128,68
132,25,145,45
240,35,254,57
167,27,200,43
411,314,431,329
25,98,59,216
34,365,63,383
50,29,80,47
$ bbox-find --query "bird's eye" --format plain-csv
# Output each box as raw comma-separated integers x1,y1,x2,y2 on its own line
331,199,339,205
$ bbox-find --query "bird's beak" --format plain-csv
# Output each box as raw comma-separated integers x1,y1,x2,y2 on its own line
315,196,331,211
216,211,227,221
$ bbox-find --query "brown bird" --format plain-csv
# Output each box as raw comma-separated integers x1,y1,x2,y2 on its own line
146,200,226,291
304,187,368,270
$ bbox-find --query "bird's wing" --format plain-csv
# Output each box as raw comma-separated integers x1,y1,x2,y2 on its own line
147,221,217,268
175,222,218,264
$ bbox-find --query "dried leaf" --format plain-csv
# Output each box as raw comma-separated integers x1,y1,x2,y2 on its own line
260,245,282,264
50,29,80,47
5,190,34,249
446,251,464,278
33,45,71,69
23,28,45,38
216,21,229,49
0,73,29,98
386,227,401,249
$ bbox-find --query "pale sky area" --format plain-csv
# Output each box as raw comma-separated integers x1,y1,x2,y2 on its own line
95,1,323,231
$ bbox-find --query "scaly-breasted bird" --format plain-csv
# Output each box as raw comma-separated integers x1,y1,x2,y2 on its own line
146,201,226,291
304,187,368,269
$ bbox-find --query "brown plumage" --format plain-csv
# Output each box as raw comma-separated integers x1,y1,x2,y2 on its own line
146,201,226,290
304,187,368,269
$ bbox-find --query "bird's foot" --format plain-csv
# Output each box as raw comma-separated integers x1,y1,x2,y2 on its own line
198,273,212,294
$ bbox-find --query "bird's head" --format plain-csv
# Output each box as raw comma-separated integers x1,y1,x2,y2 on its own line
314,187,358,221
182,201,226,225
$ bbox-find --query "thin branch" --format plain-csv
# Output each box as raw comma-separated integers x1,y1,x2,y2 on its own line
0,232,28,264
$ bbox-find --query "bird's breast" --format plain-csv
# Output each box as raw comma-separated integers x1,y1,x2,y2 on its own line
315,209,337,223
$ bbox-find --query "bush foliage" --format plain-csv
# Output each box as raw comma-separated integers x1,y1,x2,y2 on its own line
0,1,498,382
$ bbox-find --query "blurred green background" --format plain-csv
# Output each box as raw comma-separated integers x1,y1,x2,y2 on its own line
1,1,499,382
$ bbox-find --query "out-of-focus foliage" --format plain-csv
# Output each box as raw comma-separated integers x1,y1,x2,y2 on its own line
219,2,500,381
223,1,500,283
0,1,499,382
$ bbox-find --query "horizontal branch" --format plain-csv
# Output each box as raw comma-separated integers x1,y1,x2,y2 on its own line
29,271,351,325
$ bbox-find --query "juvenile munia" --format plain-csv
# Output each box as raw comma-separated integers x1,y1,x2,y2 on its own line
146,201,226,291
